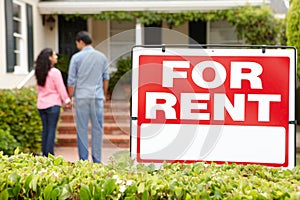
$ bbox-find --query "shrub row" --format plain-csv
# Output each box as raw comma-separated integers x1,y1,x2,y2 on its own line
0,87,41,155
1,151,300,200
108,57,131,95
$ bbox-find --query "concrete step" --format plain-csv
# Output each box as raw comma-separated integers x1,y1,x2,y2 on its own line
57,100,130,148
55,134,130,148
104,100,130,112
60,112,130,124
105,112,131,124
57,122,130,135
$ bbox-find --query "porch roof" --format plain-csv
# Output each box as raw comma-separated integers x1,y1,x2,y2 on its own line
38,0,269,14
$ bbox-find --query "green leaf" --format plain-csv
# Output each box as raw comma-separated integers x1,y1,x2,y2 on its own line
59,185,71,200
43,184,53,200
103,178,116,195
8,173,20,185
175,187,183,199
53,156,63,166
93,185,103,200
11,184,21,197
124,196,136,200
185,193,193,200
51,187,60,200
29,176,38,192
141,190,149,200
137,182,145,194
48,154,55,160
14,147,19,155
24,174,33,191
79,184,91,200
0,189,9,200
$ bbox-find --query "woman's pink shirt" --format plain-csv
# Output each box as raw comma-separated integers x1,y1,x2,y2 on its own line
37,67,70,109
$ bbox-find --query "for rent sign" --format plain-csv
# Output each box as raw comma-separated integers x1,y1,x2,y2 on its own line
131,46,296,169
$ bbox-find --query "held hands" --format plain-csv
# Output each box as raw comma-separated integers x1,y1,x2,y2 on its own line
63,98,73,110
64,101,72,110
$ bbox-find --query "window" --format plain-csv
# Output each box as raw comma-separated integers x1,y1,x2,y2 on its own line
109,21,135,70
208,20,243,45
13,0,27,74
5,0,33,73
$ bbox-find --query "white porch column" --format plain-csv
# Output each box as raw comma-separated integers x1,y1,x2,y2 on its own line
135,23,142,45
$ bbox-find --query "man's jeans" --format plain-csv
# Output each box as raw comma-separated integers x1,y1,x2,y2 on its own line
38,105,61,156
75,98,104,163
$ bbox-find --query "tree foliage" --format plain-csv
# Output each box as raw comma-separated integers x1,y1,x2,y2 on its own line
227,6,281,45
286,0,300,77
64,5,284,46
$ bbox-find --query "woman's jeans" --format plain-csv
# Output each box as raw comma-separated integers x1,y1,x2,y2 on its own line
75,98,103,163
38,105,60,156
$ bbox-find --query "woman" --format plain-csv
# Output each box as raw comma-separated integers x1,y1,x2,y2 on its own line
35,48,71,156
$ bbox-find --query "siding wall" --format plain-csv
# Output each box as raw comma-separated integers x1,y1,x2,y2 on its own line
0,1,241,89
0,0,52,89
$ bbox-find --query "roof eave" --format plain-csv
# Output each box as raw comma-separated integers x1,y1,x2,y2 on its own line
38,0,269,14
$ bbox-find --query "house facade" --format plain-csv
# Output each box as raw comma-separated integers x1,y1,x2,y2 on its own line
0,0,287,89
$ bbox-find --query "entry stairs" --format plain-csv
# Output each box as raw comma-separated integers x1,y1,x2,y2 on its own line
56,100,130,148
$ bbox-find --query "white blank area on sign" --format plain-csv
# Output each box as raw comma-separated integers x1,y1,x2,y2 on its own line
139,124,286,164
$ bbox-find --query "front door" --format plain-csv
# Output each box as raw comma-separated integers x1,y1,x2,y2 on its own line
58,16,87,86
58,15,87,57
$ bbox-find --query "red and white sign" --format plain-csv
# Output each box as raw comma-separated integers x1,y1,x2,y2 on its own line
131,46,296,169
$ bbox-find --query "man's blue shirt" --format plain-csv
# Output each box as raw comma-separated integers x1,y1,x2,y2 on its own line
68,46,109,99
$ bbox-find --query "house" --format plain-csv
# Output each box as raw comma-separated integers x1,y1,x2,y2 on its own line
0,0,288,89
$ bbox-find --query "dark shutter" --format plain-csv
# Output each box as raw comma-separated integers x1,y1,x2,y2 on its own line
5,0,14,72
27,4,34,71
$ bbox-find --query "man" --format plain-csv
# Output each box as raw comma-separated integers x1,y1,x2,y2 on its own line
68,31,109,163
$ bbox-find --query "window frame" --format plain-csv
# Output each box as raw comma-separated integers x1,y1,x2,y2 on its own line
12,0,28,74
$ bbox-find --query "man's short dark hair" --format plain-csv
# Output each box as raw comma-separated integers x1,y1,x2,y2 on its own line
76,31,92,45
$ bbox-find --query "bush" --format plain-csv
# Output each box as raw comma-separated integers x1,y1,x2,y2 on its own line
227,5,280,45
1,152,300,199
55,53,71,88
0,130,19,155
0,87,42,154
56,53,70,74
108,57,132,95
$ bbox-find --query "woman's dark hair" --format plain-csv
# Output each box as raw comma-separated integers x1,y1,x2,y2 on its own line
35,48,53,86
75,31,92,45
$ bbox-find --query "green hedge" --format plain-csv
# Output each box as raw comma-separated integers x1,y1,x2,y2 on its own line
0,87,41,155
1,151,300,199
0,129,20,155
108,57,132,94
